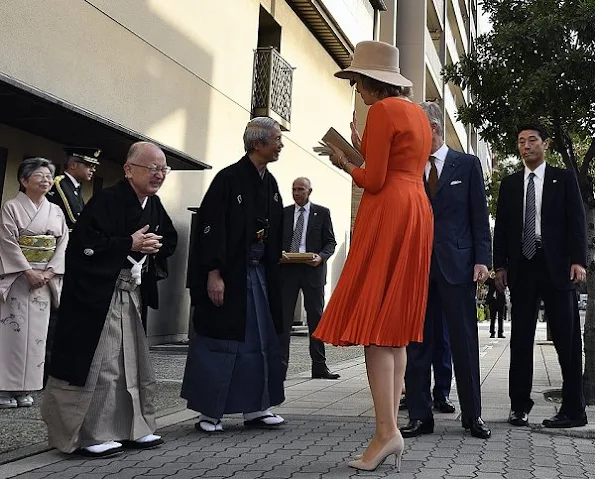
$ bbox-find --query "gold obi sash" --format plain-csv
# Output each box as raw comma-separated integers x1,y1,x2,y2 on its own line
18,235,56,263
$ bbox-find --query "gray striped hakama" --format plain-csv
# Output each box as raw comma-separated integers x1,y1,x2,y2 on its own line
41,270,156,453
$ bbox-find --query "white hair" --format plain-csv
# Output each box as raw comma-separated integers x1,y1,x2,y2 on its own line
243,117,280,153
419,102,444,137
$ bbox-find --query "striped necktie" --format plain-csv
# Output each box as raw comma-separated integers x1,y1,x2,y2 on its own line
522,173,536,259
290,207,305,253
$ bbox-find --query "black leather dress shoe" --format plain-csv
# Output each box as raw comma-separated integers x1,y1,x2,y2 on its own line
508,410,529,427
433,398,456,413
542,412,587,428
400,418,434,438
498,334,506,338
463,417,491,439
312,368,340,380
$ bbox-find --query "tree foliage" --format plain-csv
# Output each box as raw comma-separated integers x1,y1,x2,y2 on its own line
443,0,595,402
444,0,595,202
485,157,520,217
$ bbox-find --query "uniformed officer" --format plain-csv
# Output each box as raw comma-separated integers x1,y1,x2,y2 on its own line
47,147,101,231
44,147,101,384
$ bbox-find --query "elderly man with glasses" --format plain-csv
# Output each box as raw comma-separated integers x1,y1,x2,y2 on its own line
42,142,178,458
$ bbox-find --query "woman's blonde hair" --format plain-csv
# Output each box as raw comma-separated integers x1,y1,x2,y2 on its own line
353,73,412,100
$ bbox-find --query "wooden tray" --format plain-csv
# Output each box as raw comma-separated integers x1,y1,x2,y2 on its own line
281,252,315,264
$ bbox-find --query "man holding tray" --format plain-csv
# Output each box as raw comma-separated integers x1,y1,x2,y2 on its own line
279,177,338,380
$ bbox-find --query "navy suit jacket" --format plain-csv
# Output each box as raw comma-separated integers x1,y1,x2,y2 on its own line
426,148,491,285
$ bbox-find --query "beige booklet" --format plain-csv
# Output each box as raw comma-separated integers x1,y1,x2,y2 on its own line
321,127,365,167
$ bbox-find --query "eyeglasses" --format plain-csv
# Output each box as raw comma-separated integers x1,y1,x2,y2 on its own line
29,174,54,181
75,161,97,170
128,163,172,175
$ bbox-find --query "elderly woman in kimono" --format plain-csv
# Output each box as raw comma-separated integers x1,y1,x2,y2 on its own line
0,157,68,408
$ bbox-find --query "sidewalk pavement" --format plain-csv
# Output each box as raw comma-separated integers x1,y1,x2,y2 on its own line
1,322,595,478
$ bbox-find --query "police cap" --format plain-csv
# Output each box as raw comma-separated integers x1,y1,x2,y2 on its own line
64,147,101,166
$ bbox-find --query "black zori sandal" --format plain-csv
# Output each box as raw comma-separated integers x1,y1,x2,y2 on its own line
243,413,285,429
196,415,223,433
72,441,124,458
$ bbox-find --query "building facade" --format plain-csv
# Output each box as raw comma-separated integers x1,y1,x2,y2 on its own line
0,1,490,343
0,0,383,343
351,0,492,228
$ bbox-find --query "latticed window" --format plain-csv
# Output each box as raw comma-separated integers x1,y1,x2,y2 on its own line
251,47,295,131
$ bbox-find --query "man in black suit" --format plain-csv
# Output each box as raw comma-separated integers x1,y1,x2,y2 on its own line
401,102,492,439
47,147,101,231
485,273,506,338
494,123,587,428
279,177,338,380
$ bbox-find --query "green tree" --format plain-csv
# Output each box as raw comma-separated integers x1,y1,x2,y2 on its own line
443,0,595,401
486,157,520,218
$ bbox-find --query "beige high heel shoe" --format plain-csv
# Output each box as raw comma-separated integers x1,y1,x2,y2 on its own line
348,434,404,472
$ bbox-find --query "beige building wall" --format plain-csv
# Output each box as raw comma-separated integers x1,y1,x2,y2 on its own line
0,0,366,342
351,0,490,228
0,125,124,203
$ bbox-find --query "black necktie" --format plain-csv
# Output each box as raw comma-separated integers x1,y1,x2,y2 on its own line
290,207,305,253
522,173,536,259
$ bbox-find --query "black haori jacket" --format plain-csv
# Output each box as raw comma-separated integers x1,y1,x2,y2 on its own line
188,155,284,340
50,179,177,386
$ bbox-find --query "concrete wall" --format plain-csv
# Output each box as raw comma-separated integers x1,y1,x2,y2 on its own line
396,0,428,103
320,0,375,46
0,0,360,343
0,124,123,203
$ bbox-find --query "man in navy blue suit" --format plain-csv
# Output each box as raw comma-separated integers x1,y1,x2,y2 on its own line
401,102,492,439
400,311,454,414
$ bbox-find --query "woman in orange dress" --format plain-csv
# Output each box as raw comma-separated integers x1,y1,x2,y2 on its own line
313,41,433,472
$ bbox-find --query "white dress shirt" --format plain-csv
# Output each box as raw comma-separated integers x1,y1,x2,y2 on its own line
293,202,311,253
523,161,545,239
64,172,81,192
424,143,449,180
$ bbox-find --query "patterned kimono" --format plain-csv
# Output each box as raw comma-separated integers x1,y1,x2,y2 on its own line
0,192,68,392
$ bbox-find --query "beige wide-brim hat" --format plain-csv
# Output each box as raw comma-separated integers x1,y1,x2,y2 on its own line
335,40,412,88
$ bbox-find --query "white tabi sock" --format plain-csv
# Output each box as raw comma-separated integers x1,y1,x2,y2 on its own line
84,441,122,453
198,414,223,432
137,434,161,443
244,409,284,425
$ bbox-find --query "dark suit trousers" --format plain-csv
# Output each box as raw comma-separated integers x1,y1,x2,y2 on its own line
280,265,326,373
432,310,453,402
509,250,585,417
489,302,505,335
406,266,481,421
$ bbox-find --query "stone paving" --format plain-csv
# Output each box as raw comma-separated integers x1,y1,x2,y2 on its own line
2,322,595,478
0,335,363,464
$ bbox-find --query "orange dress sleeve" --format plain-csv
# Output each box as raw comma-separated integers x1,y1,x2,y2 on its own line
351,101,394,194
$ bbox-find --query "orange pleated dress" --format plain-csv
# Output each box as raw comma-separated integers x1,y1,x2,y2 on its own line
313,97,434,347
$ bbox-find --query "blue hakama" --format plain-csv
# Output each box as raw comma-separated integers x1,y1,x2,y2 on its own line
181,264,285,418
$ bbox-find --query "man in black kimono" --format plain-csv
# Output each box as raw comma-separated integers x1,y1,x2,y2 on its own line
47,147,101,231
182,117,286,433
42,142,177,457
